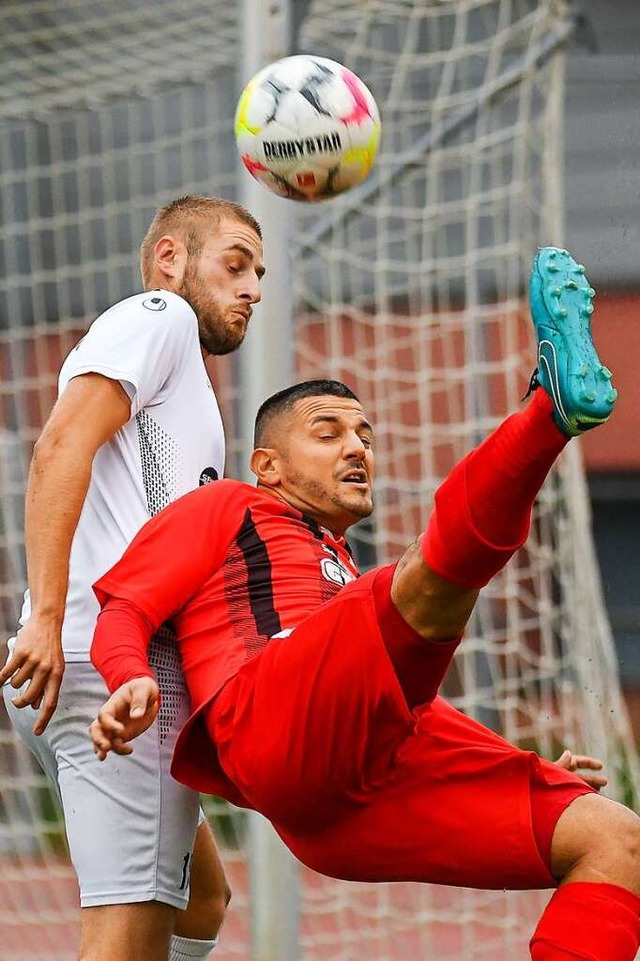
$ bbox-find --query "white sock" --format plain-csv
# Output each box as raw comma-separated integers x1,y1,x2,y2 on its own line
169,935,218,959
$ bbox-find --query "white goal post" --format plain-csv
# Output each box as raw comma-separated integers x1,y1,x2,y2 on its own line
0,2,638,960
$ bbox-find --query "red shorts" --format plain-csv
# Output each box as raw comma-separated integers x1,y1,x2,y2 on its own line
206,566,593,890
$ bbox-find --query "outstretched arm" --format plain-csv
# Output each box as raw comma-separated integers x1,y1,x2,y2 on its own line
0,374,130,733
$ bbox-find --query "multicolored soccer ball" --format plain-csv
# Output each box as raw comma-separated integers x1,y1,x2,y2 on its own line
235,55,381,202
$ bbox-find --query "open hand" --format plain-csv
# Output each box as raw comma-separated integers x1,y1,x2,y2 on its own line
90,676,160,761
554,749,608,791
0,618,65,735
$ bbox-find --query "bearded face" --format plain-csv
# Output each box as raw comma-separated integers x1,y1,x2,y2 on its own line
177,216,264,357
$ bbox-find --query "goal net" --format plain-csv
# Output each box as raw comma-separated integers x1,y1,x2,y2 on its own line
0,1,637,959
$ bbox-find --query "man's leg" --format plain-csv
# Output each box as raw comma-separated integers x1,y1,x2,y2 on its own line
6,660,225,961
274,695,576,889
78,820,227,961
379,249,638,958
278,721,640,961
4,669,182,961
79,903,176,961
530,792,640,960
388,384,569,671
152,632,228,960
170,818,230,960
389,248,617,673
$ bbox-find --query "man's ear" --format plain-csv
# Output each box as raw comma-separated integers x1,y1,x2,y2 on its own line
250,448,281,487
152,235,187,286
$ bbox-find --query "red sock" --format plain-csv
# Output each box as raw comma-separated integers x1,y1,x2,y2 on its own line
421,389,568,588
531,882,640,960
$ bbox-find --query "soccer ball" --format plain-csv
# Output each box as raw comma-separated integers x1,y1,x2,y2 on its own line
235,55,381,202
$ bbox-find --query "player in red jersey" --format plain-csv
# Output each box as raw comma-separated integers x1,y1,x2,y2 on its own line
91,251,640,961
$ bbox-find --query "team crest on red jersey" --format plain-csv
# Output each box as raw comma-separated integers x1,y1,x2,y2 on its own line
320,556,356,587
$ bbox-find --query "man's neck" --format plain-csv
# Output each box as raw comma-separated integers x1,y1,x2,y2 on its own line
255,484,349,538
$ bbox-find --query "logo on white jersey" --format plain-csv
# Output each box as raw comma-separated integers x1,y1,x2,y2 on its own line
142,296,167,311
199,467,219,485
320,556,356,588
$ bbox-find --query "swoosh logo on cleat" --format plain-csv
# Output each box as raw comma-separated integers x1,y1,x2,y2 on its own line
539,339,572,431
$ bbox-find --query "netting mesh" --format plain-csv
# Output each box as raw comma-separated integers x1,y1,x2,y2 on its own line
1,1,238,121
0,1,637,959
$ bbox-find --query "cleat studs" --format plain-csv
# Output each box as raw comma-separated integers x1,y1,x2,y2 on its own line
578,363,589,376
555,306,568,318
566,279,579,290
601,367,612,379
548,249,557,258
587,287,596,298
551,286,562,297
575,264,585,273
580,304,594,316
608,389,619,403
580,390,596,403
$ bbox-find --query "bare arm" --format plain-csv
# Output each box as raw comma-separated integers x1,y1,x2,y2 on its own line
0,373,131,733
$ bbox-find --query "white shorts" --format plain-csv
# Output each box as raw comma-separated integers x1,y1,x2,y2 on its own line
3,631,201,909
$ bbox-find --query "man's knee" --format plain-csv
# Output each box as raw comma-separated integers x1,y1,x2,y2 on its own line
177,820,230,940
79,902,176,961
181,880,230,938
550,792,640,893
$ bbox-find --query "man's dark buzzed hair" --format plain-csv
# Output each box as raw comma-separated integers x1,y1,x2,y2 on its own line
254,379,359,447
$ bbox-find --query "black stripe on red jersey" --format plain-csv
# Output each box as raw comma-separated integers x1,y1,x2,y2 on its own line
236,508,282,638
298,514,324,540
298,513,355,559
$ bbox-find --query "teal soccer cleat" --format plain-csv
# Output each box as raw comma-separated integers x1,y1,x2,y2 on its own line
528,246,618,436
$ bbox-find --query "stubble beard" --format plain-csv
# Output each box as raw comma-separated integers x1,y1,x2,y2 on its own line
289,469,374,527
179,265,247,357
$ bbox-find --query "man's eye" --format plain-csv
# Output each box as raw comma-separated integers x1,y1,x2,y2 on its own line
360,436,373,448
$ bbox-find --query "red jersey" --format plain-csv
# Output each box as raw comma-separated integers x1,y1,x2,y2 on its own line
93,479,359,712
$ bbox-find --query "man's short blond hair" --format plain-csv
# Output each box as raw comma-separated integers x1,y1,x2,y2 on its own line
139,195,262,288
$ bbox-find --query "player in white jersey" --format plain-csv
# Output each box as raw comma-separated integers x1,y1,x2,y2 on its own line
0,195,265,961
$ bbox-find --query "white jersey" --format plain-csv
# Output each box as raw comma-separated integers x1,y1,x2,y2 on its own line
14,289,225,661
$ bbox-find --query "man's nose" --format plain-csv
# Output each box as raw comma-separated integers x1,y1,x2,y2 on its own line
344,434,367,458
241,274,262,305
